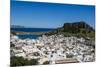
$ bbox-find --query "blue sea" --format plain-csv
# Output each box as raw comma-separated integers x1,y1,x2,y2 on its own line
11,28,55,39
11,28,55,32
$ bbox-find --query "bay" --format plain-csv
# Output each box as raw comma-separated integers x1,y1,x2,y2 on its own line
11,28,55,39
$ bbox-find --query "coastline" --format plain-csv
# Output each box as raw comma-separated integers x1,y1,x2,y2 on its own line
10,22,95,66
14,32,47,35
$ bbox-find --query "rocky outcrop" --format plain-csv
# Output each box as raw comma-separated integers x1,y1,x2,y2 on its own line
63,21,94,33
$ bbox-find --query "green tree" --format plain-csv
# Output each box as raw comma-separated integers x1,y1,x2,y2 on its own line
43,61,50,65
10,56,38,66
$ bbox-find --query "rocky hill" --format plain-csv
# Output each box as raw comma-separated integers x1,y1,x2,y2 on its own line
63,21,94,33
45,21,95,40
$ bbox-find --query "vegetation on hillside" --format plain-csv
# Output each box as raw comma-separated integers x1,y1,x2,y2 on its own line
45,21,95,40
10,56,38,67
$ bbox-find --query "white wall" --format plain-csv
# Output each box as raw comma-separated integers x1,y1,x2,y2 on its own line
18,0,95,5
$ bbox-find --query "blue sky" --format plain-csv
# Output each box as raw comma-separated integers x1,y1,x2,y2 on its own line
11,0,95,28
